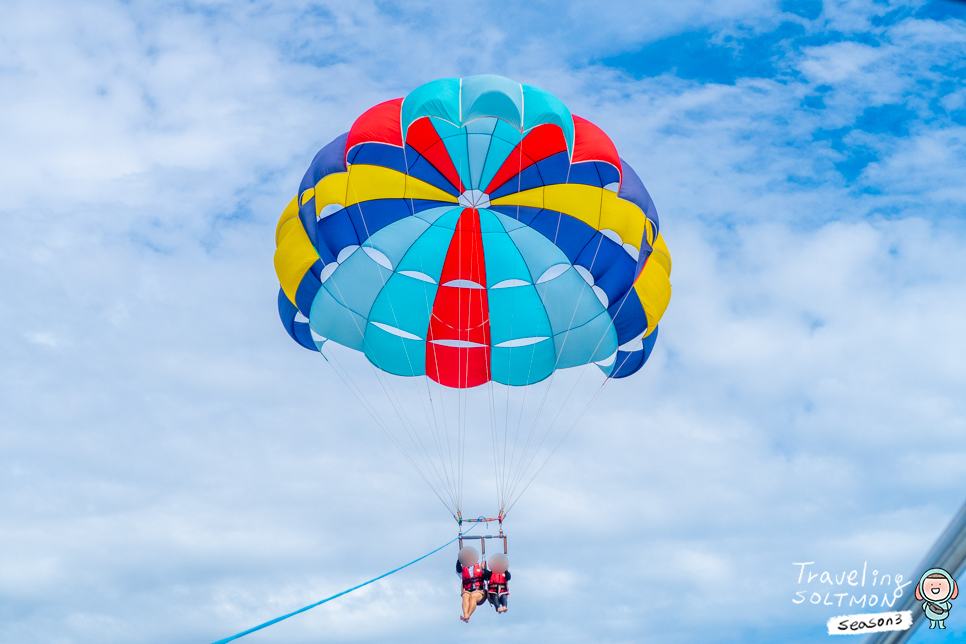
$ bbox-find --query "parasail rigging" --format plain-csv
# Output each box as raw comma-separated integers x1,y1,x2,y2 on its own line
273,74,673,543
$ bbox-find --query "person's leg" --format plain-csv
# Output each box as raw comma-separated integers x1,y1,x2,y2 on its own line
499,594,508,612
929,620,937,629
461,592,472,621
465,591,484,620
489,593,498,611
939,619,946,629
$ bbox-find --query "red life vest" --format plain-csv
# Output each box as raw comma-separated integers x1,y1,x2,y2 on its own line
487,571,508,595
461,563,485,592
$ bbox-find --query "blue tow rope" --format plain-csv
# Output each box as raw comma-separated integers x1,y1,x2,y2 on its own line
210,526,474,644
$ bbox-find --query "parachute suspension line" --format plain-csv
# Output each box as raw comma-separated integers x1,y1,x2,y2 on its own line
425,303,462,515
400,151,463,514
315,348,454,513
487,193,547,514
486,378,503,514
355,198,460,512
394,147,458,510
499,218,571,503
504,215,625,509
503,231,605,504
455,203,464,516
320,244,458,513
499,328,542,512
420,366,456,509
483,265,501,510
364,359,455,508
428,343,458,514
505,341,647,515
504,374,610,516
501,115,533,509
496,191,548,513
493,120,532,515
209,523,479,644
500,308,514,512
483,216,503,512
504,362,598,509
497,190,543,512
351,201,460,508
504,285,642,515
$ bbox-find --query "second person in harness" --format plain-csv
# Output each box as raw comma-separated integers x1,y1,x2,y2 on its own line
486,553,511,613
456,546,487,623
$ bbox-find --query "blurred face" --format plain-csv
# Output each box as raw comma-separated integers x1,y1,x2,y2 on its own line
488,554,509,573
924,576,951,600
459,547,479,566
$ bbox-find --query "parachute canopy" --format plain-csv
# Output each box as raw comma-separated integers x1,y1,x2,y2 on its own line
275,75,671,388
274,75,672,517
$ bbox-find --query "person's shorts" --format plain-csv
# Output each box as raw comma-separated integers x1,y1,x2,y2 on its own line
462,589,486,605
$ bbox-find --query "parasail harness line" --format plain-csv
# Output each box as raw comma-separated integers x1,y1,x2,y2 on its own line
209,523,478,644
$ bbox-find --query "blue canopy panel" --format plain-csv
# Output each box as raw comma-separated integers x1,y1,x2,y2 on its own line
412,204,463,227
317,207,361,265
567,160,621,188
618,158,660,279
345,199,415,244
294,262,323,318
574,232,636,308
493,206,595,264
346,142,408,174
396,220,458,276
492,337,557,386
316,199,416,266
487,205,633,307
405,142,463,196
300,132,350,194
606,288,649,347
608,325,659,379
487,151,571,201
278,288,319,351
298,132,348,250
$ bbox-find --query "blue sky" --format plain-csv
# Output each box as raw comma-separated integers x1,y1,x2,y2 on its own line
2,1,966,643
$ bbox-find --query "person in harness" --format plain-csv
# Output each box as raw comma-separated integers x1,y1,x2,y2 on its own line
456,546,487,622
485,553,510,613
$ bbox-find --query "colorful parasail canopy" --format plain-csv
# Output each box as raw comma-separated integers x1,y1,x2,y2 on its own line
274,74,672,391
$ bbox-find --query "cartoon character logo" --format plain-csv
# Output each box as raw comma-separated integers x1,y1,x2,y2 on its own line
915,567,958,629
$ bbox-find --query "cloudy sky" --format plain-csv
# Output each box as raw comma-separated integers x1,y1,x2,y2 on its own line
2,0,966,642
